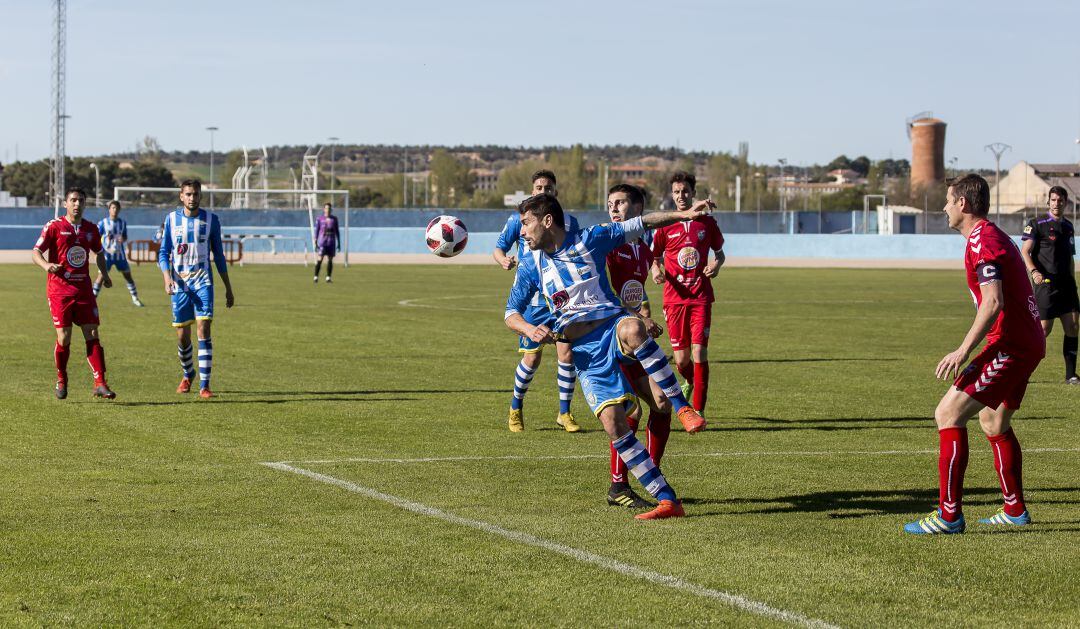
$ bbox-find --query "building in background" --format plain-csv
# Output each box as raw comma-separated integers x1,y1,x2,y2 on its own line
989,161,1080,213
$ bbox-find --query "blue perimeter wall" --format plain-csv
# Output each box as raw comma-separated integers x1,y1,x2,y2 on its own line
0,207,1034,260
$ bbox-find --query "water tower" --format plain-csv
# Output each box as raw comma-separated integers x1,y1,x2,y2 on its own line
907,112,946,194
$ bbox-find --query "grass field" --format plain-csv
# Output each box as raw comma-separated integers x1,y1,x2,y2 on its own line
1,263,1077,627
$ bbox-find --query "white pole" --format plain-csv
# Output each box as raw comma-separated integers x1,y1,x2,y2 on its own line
735,175,741,213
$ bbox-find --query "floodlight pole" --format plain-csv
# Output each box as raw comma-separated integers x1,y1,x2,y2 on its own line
328,136,339,193
206,126,219,208
89,162,99,207
778,158,787,214
984,142,1011,222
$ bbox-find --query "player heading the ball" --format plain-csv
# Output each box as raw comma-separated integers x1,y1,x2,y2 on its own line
158,180,236,399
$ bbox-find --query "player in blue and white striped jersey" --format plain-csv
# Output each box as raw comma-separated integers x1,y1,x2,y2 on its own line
158,179,236,398
93,200,143,306
504,193,714,520
493,170,582,433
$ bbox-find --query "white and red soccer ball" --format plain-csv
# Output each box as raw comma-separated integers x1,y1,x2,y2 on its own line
425,215,468,258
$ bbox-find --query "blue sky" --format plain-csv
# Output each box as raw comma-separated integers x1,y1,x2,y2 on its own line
2,0,1078,170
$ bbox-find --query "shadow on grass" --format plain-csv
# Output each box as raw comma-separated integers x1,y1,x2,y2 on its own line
111,396,419,407
682,486,1080,521
215,388,511,396
697,415,1062,433
713,357,902,365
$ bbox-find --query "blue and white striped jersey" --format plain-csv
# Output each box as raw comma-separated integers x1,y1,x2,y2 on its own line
496,212,580,308
504,216,644,333
157,208,229,291
97,216,128,258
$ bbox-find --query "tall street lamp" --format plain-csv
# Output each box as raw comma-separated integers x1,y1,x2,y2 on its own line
328,136,339,192
206,126,219,208
89,162,100,207
984,143,1011,222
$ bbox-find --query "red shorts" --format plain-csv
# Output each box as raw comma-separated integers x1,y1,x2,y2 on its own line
48,292,99,328
954,344,1040,410
620,361,646,385
662,303,711,351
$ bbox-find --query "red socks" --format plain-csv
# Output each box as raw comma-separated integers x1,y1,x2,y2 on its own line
937,427,969,522
54,342,70,382
988,429,1026,516
692,362,709,411
610,415,640,483
646,411,671,466
676,361,694,390
86,340,106,385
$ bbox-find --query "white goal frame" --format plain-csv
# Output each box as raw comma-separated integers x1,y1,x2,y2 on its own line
113,187,351,266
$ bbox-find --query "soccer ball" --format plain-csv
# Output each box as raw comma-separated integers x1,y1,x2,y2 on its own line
425,215,469,258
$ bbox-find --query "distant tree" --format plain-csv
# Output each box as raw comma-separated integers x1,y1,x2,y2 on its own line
430,149,473,207
3,160,51,205
113,161,177,189
825,155,851,172
850,155,871,177
137,135,164,164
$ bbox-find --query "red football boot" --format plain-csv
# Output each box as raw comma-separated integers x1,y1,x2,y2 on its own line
177,377,192,394
635,499,685,520
676,406,706,434
199,388,214,399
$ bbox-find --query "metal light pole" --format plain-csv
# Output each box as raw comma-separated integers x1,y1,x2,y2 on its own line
984,142,1011,222
328,136,339,192
89,162,99,206
778,158,787,213
206,126,218,208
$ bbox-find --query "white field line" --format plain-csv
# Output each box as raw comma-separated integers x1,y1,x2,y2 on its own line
262,461,838,629
277,447,1080,466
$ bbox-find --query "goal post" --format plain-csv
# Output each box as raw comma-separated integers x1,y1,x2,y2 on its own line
112,187,351,266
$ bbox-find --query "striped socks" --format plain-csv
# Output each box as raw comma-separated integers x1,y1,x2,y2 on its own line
126,281,139,300
178,343,195,379
632,338,690,412
557,361,576,414
612,431,676,502
510,359,536,411
198,338,213,390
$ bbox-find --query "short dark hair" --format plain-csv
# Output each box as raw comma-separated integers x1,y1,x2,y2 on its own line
531,169,557,186
323,202,332,209
608,183,645,209
946,174,990,217
65,186,87,199
108,200,121,210
518,193,565,229
179,179,202,192
670,170,696,193
1049,185,1069,204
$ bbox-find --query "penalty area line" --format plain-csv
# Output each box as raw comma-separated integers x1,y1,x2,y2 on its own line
274,446,1080,466
261,461,838,629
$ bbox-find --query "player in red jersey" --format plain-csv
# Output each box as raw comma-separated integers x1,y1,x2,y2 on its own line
650,171,725,414
31,187,117,400
604,183,673,509
904,175,1044,535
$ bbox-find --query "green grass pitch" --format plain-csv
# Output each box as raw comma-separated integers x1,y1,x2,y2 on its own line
1,263,1077,626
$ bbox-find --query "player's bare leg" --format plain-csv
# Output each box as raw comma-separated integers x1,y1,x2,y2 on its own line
632,374,673,464
617,317,705,433
554,340,580,432
80,323,114,399
673,348,693,399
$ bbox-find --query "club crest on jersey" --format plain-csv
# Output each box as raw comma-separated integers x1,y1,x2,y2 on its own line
620,280,644,309
66,245,87,268
697,229,706,240
177,243,189,255
677,246,699,270
551,289,570,311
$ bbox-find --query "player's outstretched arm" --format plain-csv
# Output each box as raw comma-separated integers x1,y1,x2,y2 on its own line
641,199,716,231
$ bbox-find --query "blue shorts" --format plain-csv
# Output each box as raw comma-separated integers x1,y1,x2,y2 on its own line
104,253,130,273
518,304,557,353
570,315,636,415
172,285,214,327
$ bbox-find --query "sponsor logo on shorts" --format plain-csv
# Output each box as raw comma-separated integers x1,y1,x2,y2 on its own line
66,245,87,268
620,280,644,309
677,247,699,270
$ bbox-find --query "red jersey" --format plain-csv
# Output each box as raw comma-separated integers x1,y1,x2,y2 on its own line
606,238,653,311
964,219,1045,359
651,216,724,305
34,216,103,298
